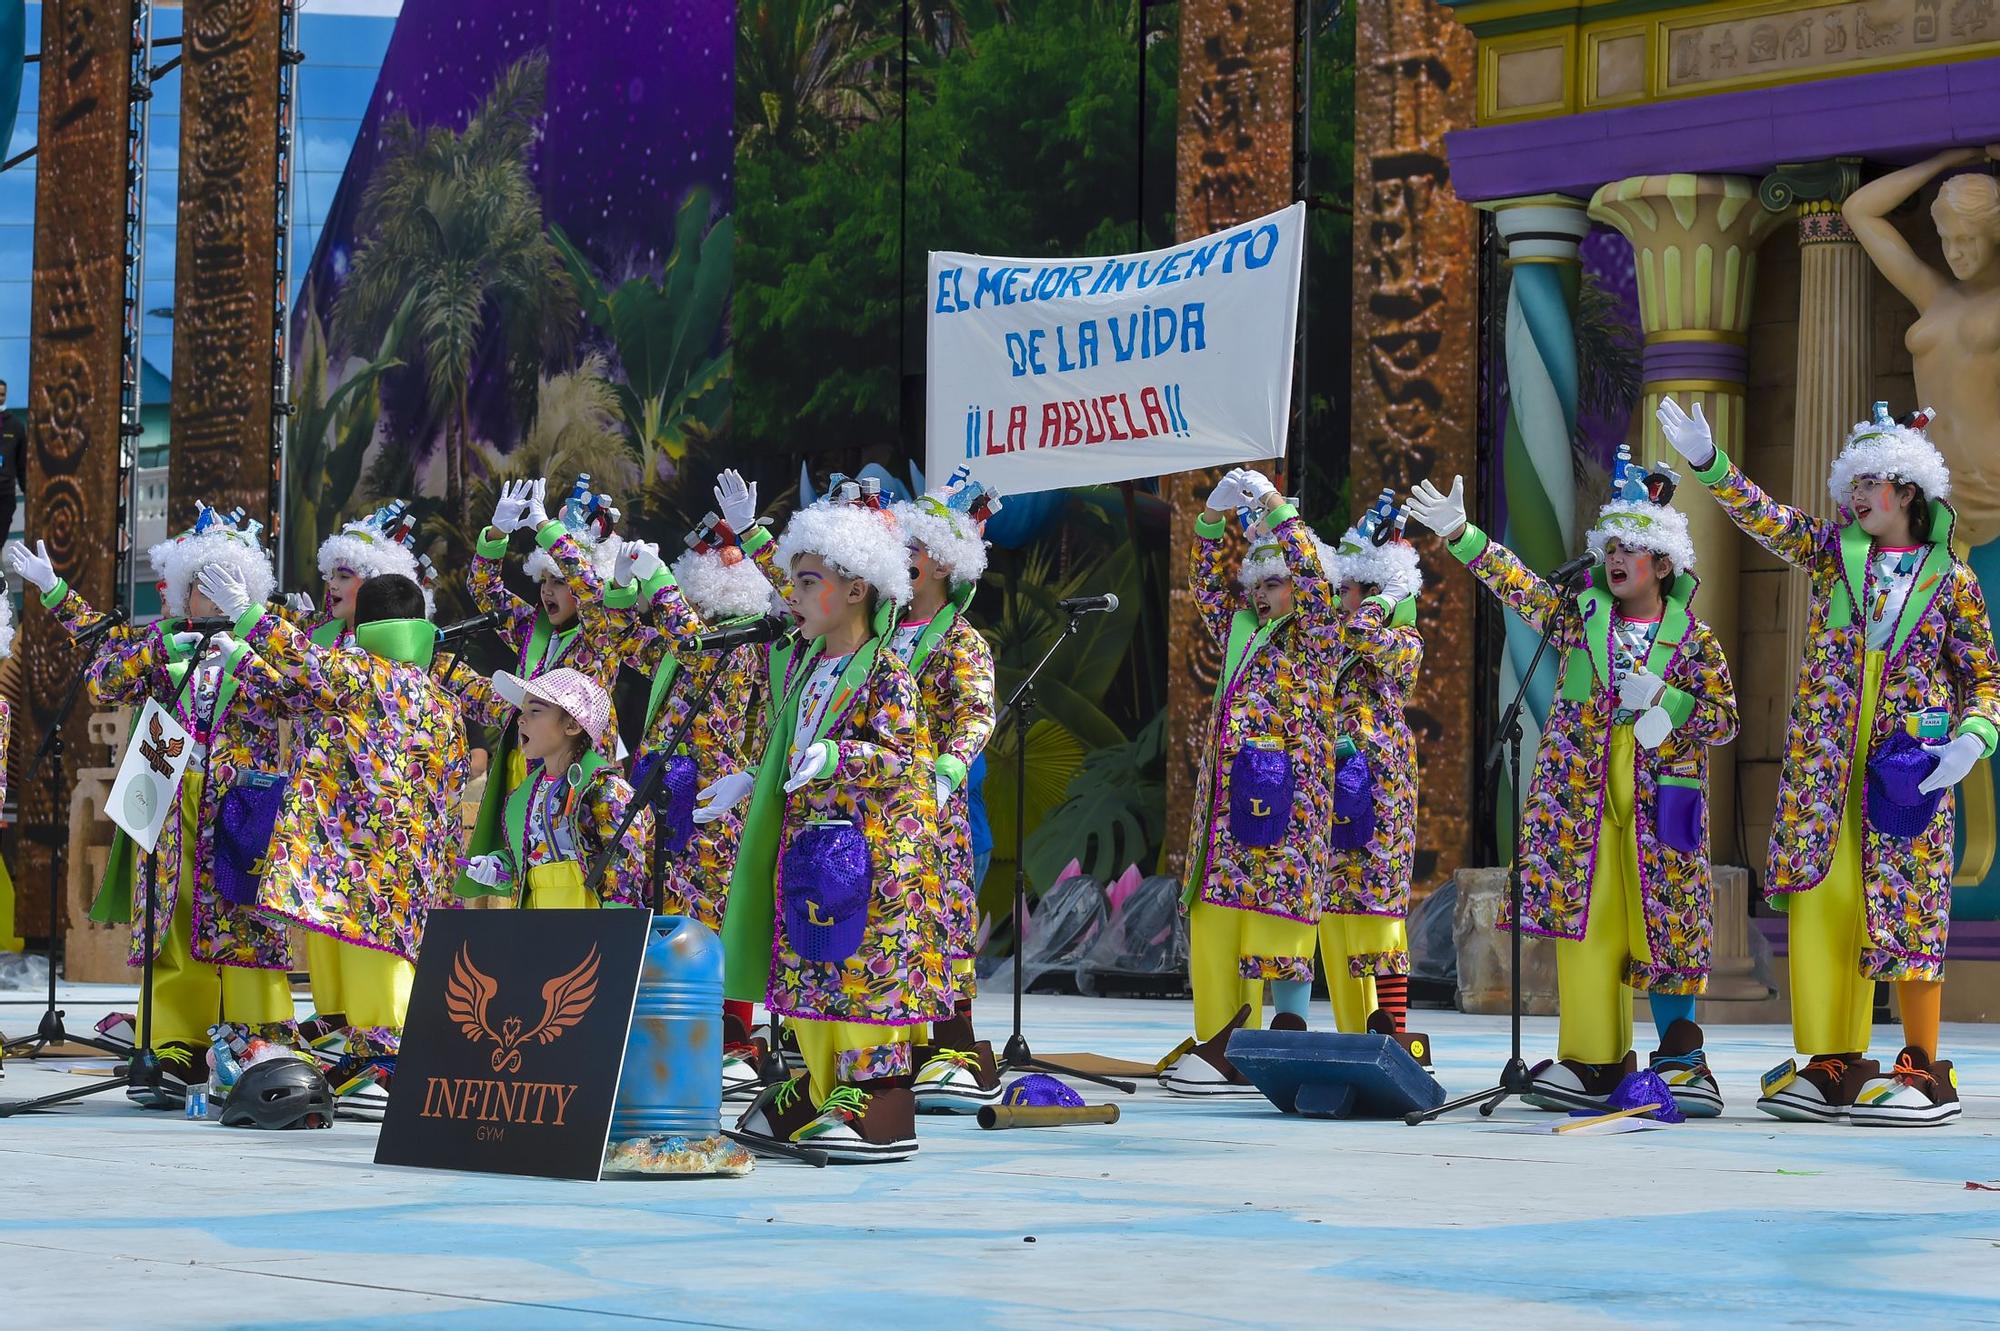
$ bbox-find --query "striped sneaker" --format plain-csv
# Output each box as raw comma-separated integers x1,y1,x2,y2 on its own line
1849,1047,1961,1127
1648,1019,1723,1118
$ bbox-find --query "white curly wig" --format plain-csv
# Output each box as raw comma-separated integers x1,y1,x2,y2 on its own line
1331,529,1424,596
152,528,277,618
1585,499,1698,574
672,546,778,621
1238,532,1338,589
0,588,14,658
524,530,620,586
1827,410,1951,506
317,527,419,585
776,501,913,606
892,499,989,586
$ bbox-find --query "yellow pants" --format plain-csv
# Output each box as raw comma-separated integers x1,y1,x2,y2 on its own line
136,883,294,1049
790,1019,915,1105
300,936,415,1041
1788,650,1884,1057
524,861,603,911
1189,898,1317,1041
1554,725,1653,1065
1318,915,1407,1033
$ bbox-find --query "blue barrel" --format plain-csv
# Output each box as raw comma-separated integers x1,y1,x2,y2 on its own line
611,914,722,1138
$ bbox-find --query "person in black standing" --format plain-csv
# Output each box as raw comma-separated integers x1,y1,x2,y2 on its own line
0,381,26,542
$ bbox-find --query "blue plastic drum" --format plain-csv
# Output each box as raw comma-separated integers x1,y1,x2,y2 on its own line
611,914,723,1139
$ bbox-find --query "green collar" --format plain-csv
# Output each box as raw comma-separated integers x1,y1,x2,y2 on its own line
502,749,611,890
356,618,437,668
1561,570,1697,702
1831,500,1956,655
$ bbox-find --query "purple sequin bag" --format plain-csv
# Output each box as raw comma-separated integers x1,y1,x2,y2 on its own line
632,752,700,853
1655,777,1705,856
1002,1073,1083,1108
1329,753,1377,852
1228,741,1295,847
781,819,872,963
1865,730,1947,840
215,775,286,907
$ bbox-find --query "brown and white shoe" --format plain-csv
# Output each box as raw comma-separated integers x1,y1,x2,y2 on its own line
1648,1019,1723,1118
1367,1008,1437,1076
1159,1003,1261,1097
734,1074,820,1150
913,1041,1003,1114
1849,1047,1961,1127
721,1011,767,1101
794,1081,919,1163
1756,1053,1879,1123
1523,1051,1637,1112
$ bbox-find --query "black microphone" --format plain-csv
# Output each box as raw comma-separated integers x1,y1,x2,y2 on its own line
435,608,508,643
177,618,237,636
1546,554,1596,589
689,615,789,652
1057,593,1120,615
73,604,129,649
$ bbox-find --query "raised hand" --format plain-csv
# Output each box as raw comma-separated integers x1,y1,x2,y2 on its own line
5,540,56,595
1654,397,1716,468
1406,477,1468,542
715,470,758,532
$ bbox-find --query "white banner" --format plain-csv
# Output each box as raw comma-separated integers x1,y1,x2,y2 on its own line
926,203,1304,495
107,699,193,854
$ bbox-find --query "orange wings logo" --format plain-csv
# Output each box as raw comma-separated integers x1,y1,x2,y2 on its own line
139,712,186,778
444,943,601,1073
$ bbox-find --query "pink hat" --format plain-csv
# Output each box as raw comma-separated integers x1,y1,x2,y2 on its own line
492,667,611,747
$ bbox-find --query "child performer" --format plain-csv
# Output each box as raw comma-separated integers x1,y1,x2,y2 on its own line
7,516,296,1108
703,485,950,1163
461,667,651,909
1659,398,2000,1126
888,474,1001,1113
458,476,632,897
1157,468,1340,1097
1408,452,1738,1115
198,565,469,1111
1311,492,1426,1044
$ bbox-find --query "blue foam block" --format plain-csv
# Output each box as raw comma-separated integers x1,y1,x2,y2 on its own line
1226,1030,1445,1119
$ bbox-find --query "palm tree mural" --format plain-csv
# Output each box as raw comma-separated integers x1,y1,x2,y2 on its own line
332,52,578,521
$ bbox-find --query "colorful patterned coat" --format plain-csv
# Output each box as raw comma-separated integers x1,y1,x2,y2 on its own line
239,612,470,962
501,757,654,910
1185,506,1340,981
51,587,294,971
1446,526,1738,995
895,613,995,963
468,522,636,746
1321,595,1423,972
625,577,760,929
1696,448,2000,980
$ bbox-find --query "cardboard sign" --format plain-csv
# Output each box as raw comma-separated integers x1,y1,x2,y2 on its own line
375,909,650,1182
106,699,194,853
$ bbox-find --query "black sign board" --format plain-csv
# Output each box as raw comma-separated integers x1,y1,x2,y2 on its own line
375,909,650,1181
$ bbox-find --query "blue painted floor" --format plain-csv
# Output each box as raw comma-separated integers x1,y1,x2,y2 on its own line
3,988,1999,1329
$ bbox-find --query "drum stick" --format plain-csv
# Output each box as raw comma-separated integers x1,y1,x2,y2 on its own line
977,1103,1120,1130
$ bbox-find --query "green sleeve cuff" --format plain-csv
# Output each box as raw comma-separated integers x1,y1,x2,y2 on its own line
1194,514,1227,541
476,528,510,560
1265,502,1299,527
1445,523,1489,564
641,566,676,599
233,605,268,638
936,753,968,794
1957,715,1999,761
1363,594,1396,616
1693,445,1732,488
741,525,773,554
534,519,566,550
40,578,67,609
1659,685,1697,730
602,582,638,611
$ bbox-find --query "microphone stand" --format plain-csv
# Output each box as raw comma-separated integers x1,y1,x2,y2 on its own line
999,606,1134,1094
4,606,133,1063
1406,569,1604,1124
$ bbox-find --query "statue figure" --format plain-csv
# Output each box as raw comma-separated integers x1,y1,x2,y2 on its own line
1844,146,2000,545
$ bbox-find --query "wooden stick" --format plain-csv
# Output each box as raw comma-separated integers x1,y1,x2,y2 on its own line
1554,1102,1665,1134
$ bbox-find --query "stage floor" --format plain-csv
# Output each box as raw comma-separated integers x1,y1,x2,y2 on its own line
3,987,1998,1330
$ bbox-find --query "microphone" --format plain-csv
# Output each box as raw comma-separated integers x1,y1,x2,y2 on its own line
178,618,237,636
435,608,508,643
689,615,790,652
1057,593,1120,615
1546,554,1595,590
73,604,129,649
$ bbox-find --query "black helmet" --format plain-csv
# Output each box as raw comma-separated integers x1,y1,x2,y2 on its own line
221,1057,335,1130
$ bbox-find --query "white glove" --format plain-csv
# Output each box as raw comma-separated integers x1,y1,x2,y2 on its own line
1238,469,1279,505
285,592,316,616
1406,477,1467,541
523,478,551,530
6,539,57,595
462,854,512,889
1204,469,1253,512
934,775,951,809
785,740,834,793
631,542,664,582
204,631,241,662
613,540,642,585
1633,706,1675,751
1379,564,1421,605
491,479,532,534
715,470,758,532
1618,667,1667,713
1918,732,1986,795
1654,397,1716,469
693,771,755,823
198,564,252,620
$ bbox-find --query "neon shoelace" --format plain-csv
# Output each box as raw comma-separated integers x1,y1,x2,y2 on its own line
1652,1051,1708,1074
927,1049,982,1073
1803,1056,1848,1084
770,1078,804,1114
816,1085,870,1123
1888,1054,1934,1088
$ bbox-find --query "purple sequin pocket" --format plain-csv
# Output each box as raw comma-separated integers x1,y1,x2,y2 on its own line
1865,730,1946,840
1229,742,1295,847
1329,753,1377,852
781,820,872,963
215,776,285,907
1655,778,1705,856
633,752,700,853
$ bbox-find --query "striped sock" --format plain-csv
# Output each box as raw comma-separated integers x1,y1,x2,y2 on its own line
1375,975,1408,1033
